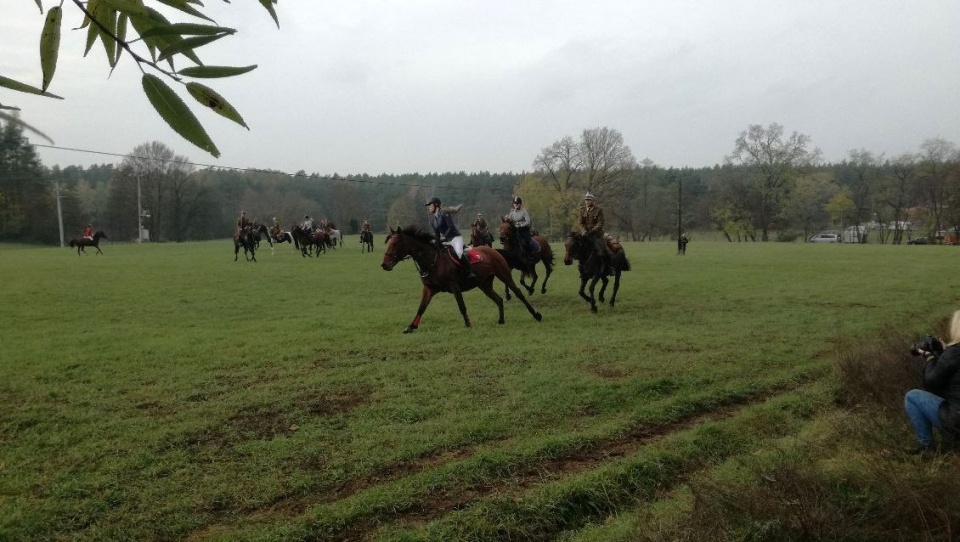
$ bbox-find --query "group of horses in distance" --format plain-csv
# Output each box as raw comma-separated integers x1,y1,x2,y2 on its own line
380,221,631,333
232,222,346,262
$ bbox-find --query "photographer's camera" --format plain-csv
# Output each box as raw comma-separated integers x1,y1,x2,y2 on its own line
910,334,944,357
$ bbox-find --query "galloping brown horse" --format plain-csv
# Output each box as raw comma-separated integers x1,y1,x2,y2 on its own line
563,231,630,312
498,218,554,297
69,231,107,255
381,225,542,333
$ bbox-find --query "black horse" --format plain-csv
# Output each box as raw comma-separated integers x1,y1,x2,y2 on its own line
234,229,257,262
360,230,374,252
562,232,630,312
69,231,107,256
253,224,273,248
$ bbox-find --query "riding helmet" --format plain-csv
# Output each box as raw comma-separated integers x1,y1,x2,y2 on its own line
513,196,522,205
584,192,595,200
426,196,442,207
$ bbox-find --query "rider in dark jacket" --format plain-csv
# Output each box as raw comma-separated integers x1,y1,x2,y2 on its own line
425,196,473,278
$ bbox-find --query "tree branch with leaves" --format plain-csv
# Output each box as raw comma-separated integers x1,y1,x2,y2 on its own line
0,0,280,157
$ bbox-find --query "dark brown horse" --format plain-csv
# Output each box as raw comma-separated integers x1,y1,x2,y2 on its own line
381,225,542,333
69,231,106,256
563,231,630,312
291,226,325,257
470,223,494,247
498,218,554,297
360,230,374,252
234,228,257,262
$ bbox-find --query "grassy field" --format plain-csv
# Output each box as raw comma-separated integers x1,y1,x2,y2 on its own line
2,236,959,541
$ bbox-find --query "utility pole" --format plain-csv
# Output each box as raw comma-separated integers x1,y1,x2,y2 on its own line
53,181,64,247
137,173,143,243
676,175,682,255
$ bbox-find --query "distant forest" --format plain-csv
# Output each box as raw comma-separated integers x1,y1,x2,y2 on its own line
2,120,959,245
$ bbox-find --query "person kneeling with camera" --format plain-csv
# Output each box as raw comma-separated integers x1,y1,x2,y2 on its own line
904,310,960,456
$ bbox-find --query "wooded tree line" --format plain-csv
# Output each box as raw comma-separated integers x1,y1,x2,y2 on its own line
2,119,959,245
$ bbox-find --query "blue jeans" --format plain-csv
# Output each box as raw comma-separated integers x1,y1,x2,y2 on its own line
904,389,945,447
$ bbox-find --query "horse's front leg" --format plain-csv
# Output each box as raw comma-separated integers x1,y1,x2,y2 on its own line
608,271,621,307
234,244,240,261
587,275,601,313
404,286,435,333
598,275,609,303
452,287,472,328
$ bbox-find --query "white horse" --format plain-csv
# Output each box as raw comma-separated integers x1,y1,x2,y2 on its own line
327,228,343,248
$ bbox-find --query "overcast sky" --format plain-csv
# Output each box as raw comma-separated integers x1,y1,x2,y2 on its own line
3,1,959,175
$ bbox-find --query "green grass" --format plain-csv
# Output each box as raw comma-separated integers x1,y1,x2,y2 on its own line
1,238,958,541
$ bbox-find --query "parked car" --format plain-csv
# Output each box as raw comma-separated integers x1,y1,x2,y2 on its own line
907,236,931,245
809,232,840,243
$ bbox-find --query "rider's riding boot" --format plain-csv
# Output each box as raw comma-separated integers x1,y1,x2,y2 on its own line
461,253,475,279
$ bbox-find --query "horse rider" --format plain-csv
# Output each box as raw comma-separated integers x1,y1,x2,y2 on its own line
579,192,613,273
425,196,474,278
236,211,252,235
505,196,533,260
82,223,94,241
360,219,372,241
301,214,314,234
472,213,490,243
271,216,283,240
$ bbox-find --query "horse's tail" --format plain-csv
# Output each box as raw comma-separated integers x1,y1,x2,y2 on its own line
618,253,631,272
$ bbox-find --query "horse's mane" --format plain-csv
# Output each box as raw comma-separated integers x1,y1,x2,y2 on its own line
398,224,435,244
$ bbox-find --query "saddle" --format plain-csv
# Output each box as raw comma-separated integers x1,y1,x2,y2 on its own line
444,246,483,267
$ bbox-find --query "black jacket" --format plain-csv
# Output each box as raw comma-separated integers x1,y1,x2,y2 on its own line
923,343,960,432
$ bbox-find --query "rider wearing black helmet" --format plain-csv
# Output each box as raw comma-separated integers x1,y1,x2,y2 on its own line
505,196,533,261
425,196,473,278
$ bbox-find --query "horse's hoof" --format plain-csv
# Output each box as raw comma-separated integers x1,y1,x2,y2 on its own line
534,312,542,321
403,326,416,334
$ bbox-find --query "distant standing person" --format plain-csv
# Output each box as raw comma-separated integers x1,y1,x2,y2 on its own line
679,232,689,255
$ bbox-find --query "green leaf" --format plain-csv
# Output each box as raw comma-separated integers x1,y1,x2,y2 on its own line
157,34,226,62
177,65,257,78
0,104,22,111
154,0,215,23
98,6,119,68
115,13,128,65
141,23,236,38
0,75,64,99
34,0,42,13
186,82,249,129
0,112,56,144
40,6,62,92
130,9,203,67
259,0,280,28
98,0,149,18
83,0,100,56
141,74,220,157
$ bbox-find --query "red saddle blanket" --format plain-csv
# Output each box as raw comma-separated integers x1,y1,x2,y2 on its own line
446,247,484,266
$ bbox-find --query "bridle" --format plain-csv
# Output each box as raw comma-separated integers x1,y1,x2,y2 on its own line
386,231,439,277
